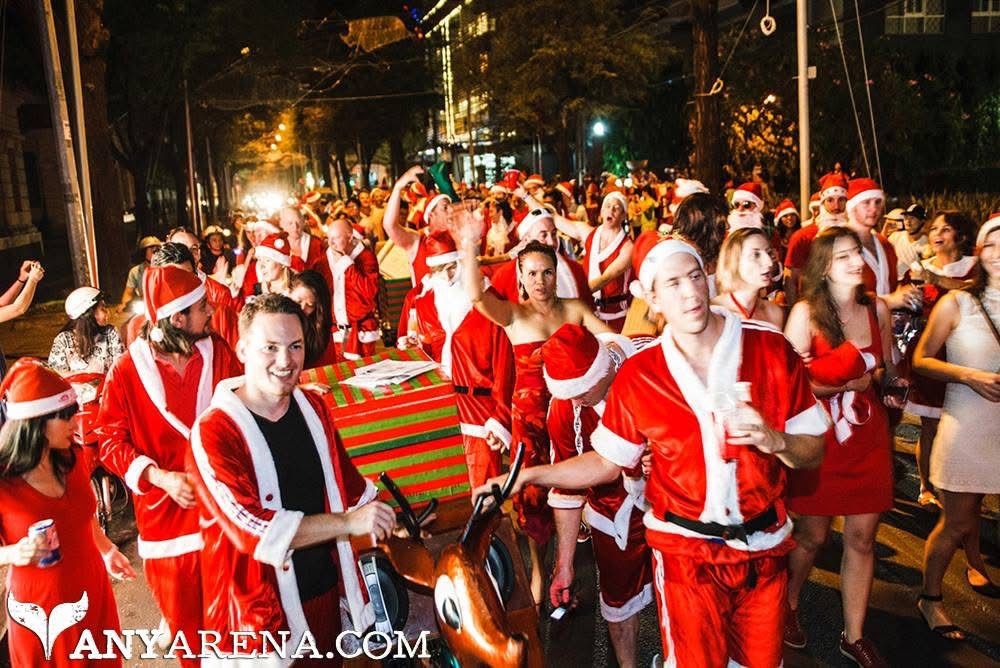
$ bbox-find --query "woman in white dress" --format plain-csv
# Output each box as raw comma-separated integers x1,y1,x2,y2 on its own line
912,216,1000,641
48,287,124,375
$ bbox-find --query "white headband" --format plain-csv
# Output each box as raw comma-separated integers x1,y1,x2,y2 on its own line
638,239,705,291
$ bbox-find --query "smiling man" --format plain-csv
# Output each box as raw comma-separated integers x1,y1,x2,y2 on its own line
478,238,828,666
188,294,395,663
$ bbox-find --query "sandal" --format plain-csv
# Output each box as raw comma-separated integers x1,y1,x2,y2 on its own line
967,568,1000,598
917,593,966,641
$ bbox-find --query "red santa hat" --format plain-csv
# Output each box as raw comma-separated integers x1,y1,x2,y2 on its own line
142,265,205,341
977,212,1000,247
489,183,510,196
809,192,821,212
425,231,459,267
602,190,628,212
501,169,523,192
524,174,545,189
637,237,705,292
541,324,611,399
629,230,665,299
774,199,798,222
424,194,452,221
0,358,78,421
845,178,884,215
516,207,554,240
819,172,849,201
731,182,764,209
555,181,574,199
255,233,293,267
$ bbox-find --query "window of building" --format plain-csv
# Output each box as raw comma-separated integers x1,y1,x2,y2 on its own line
885,0,945,33
972,0,1000,31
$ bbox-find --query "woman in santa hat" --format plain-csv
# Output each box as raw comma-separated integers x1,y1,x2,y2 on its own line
712,228,785,328
0,359,135,666
251,232,295,299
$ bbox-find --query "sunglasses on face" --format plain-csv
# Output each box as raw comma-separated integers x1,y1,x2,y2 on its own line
732,201,756,211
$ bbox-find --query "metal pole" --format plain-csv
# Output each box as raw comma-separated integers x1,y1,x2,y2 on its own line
65,0,99,287
183,79,200,233
36,0,96,287
796,0,811,219
205,136,217,223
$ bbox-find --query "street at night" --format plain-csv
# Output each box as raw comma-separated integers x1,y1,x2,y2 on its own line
1,0,999,666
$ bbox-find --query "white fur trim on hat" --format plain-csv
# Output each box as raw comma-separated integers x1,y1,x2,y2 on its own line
424,194,451,220
846,189,884,214
775,205,798,221
821,186,847,200
602,191,628,212
731,189,763,209
638,239,705,292
517,208,554,239
249,219,280,234
255,245,292,267
153,282,206,322
5,388,78,420
977,216,1000,247
543,343,611,400
426,251,460,268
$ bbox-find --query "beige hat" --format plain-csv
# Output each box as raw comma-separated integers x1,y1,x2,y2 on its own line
138,236,162,250
884,208,906,222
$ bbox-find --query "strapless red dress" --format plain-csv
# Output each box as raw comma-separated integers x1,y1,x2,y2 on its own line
510,341,554,544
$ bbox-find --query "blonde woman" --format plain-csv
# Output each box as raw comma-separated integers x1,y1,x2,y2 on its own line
712,227,785,328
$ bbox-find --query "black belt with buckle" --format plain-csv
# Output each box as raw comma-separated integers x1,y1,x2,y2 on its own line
663,505,779,588
333,324,350,331
595,294,629,308
454,386,491,397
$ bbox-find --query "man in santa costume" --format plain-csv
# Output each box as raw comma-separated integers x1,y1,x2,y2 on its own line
783,172,849,304
397,232,515,488
188,294,394,662
522,187,634,331
727,182,766,232
540,324,652,668
98,265,241,663
384,165,453,287
319,217,380,360
279,206,325,273
488,207,593,306
483,239,828,666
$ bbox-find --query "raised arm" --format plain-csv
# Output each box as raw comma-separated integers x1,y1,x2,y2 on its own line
0,263,43,324
384,166,425,255
514,185,592,243
0,262,34,307
457,206,515,327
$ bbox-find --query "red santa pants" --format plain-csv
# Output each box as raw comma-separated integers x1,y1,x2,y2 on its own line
591,513,653,622
143,552,203,667
650,548,786,667
461,434,502,489
296,588,342,666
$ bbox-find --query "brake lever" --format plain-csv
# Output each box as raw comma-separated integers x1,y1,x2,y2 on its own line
379,472,421,539
416,498,438,526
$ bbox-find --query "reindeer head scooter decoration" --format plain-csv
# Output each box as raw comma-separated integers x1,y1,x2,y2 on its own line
377,445,533,668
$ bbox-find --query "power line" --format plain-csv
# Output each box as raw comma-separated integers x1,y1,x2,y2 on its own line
203,89,439,111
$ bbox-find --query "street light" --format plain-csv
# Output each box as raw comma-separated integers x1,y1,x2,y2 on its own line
764,94,777,105
592,121,607,138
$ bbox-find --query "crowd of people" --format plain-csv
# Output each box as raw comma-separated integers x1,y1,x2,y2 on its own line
0,162,997,667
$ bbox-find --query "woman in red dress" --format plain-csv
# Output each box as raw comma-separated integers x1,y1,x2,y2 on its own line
783,227,904,666
712,227,786,328
459,206,622,604
0,359,135,667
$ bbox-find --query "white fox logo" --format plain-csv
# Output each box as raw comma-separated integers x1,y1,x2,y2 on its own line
6,591,89,659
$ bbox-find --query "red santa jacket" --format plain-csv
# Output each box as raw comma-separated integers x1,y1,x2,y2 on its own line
290,233,326,274
188,382,377,651
583,227,633,321
318,243,381,344
409,277,514,446
98,335,241,558
592,312,830,562
490,253,594,307
239,257,259,299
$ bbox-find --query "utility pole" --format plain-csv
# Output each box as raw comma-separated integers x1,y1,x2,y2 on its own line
65,0,98,287
36,0,97,287
796,0,811,219
205,136,217,224
183,79,200,233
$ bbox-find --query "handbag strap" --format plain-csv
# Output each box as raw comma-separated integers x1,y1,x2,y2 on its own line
972,293,1000,350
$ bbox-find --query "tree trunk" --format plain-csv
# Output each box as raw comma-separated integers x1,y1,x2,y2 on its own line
690,0,722,190
556,110,571,177
335,145,352,198
168,138,190,230
76,0,130,290
321,144,334,191
389,136,404,182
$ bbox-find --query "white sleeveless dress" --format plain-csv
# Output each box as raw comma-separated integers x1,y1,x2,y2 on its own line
930,288,1000,493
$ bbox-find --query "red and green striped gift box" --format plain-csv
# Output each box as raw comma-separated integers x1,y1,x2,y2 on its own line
381,276,412,332
301,348,470,506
